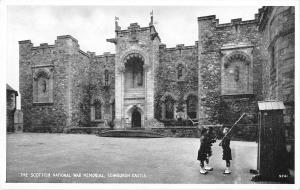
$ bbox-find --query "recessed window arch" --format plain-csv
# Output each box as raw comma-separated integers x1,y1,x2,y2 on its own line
221,49,253,95
161,93,178,120
186,95,198,119
124,53,144,88
33,67,54,103
165,95,175,119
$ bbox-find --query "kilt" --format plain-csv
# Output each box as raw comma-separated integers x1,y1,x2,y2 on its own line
221,136,232,160
222,148,232,160
197,149,207,161
197,137,209,161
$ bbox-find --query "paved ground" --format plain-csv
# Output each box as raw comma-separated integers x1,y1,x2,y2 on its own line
6,133,259,184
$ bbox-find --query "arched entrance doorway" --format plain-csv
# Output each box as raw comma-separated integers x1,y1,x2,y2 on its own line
131,108,141,128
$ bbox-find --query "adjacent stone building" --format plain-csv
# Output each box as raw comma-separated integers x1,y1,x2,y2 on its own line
19,6,294,136
6,84,18,132
257,6,295,139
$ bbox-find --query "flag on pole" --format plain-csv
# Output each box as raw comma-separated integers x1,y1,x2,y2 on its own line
150,10,153,16
115,16,119,21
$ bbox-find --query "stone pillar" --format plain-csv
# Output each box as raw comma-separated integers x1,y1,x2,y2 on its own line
115,65,125,129
197,18,207,126
144,64,155,129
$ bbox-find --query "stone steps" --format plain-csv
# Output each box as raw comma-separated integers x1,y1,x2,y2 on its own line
98,130,165,138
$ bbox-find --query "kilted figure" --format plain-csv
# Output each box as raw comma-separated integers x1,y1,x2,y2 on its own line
197,128,209,174
205,127,216,171
220,127,232,174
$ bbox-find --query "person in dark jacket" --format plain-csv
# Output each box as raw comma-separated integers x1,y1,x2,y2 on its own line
205,127,216,171
197,127,209,174
220,127,232,174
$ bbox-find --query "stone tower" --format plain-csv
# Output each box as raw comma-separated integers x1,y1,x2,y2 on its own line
107,21,161,129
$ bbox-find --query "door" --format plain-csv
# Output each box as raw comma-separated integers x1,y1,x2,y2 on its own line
131,109,141,128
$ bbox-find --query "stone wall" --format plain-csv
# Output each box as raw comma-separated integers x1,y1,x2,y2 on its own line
14,109,23,133
258,6,295,136
197,15,263,125
69,49,90,127
19,35,90,132
87,52,116,127
156,44,198,124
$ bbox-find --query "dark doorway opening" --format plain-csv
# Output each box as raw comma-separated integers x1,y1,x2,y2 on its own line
132,108,141,128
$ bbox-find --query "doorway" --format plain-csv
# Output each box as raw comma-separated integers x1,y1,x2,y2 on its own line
131,108,141,128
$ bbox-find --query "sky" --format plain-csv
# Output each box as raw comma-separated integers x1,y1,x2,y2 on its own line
5,5,262,108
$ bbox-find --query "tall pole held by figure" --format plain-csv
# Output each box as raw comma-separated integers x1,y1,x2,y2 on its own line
219,112,246,146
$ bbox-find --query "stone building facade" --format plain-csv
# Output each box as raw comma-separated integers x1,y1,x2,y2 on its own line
257,6,295,138
19,6,294,134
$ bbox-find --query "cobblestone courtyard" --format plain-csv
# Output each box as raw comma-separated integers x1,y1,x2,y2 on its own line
6,133,258,184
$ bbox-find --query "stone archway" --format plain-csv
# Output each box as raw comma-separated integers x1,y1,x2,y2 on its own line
115,48,155,129
125,105,144,129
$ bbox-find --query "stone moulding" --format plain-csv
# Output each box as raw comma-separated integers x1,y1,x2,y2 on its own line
223,52,251,68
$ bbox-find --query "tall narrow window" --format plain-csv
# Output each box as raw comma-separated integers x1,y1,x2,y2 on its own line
177,64,184,80
270,46,277,84
104,70,109,86
271,46,275,68
165,96,174,119
187,95,197,119
94,100,102,120
42,80,47,93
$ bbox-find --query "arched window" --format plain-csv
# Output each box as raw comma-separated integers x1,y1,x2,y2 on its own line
186,95,198,119
165,96,175,119
124,54,144,88
94,100,102,120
